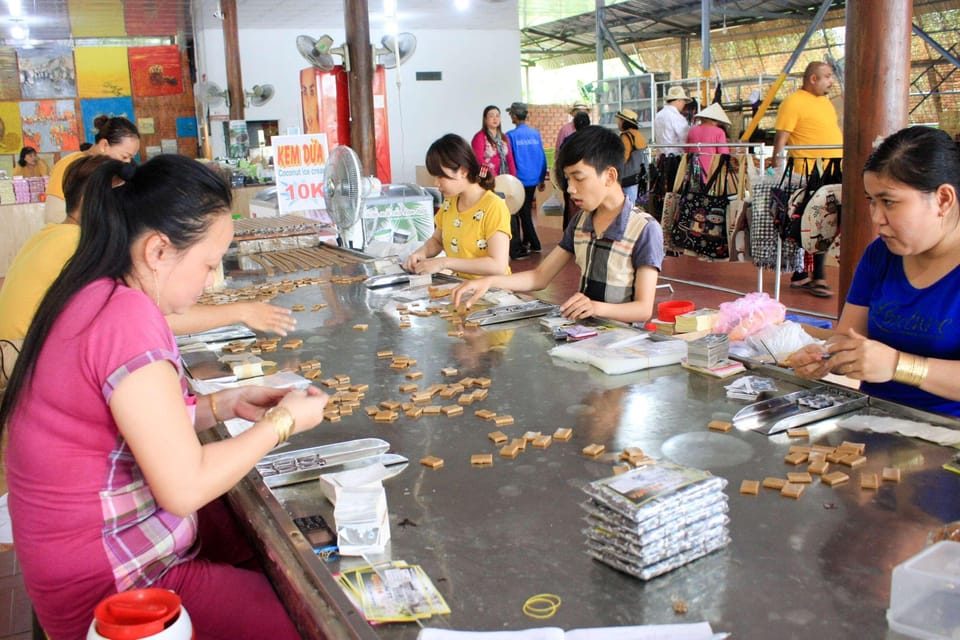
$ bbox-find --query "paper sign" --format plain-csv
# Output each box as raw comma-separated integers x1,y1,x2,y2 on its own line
271,133,328,215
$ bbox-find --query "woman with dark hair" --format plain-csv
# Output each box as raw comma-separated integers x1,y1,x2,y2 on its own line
404,133,511,278
45,115,140,222
13,146,48,177
790,126,960,417
471,105,517,178
0,154,329,639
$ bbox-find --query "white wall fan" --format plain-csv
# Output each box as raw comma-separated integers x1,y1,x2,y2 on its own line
296,34,350,72
324,145,383,249
373,33,417,69
244,84,275,107
197,80,230,108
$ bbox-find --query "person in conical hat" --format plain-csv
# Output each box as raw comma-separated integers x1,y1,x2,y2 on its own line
686,102,731,177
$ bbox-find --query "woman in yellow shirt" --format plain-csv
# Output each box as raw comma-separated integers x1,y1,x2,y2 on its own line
404,134,511,279
13,147,49,178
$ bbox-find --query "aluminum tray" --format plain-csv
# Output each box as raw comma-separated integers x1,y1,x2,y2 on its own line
733,385,869,435
256,438,390,487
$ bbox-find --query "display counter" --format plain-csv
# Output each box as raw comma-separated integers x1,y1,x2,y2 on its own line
206,254,959,640
0,201,46,277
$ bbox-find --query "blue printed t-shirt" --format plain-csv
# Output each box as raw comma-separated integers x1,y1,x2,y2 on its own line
847,237,960,417
558,197,664,304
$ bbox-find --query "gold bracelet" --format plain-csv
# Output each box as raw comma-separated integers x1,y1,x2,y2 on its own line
209,392,224,423
892,352,930,387
264,406,295,445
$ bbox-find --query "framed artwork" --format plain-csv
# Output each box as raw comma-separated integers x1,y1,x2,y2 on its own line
68,0,125,37
17,46,77,99
125,0,180,36
80,97,135,143
0,154,14,176
0,101,24,153
20,100,81,152
129,45,183,96
0,48,20,101
75,47,131,98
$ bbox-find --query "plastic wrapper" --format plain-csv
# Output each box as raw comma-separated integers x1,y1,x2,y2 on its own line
583,498,728,543
586,530,731,581
732,320,821,362
713,291,786,341
584,513,729,566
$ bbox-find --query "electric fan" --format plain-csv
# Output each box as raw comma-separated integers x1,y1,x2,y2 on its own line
323,145,382,249
197,80,229,108
245,84,275,107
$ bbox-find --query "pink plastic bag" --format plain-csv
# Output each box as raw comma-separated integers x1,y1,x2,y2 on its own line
713,292,786,341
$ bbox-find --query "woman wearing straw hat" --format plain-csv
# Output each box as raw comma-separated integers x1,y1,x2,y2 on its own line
654,86,693,155
615,108,648,207
687,102,731,177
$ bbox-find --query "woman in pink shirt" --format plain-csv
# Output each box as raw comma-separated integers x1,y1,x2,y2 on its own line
686,103,731,178
471,105,517,177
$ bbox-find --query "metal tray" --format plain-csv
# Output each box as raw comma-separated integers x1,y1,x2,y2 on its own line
255,438,390,487
733,385,869,435
465,300,558,326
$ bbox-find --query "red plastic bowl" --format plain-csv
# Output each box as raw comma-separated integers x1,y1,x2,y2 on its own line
657,300,695,322
94,589,182,640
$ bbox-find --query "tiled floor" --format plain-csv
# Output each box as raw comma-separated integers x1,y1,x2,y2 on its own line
0,211,839,639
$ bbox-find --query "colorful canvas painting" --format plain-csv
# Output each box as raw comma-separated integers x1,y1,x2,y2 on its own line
75,47,131,98
80,97,135,144
68,0,126,37
129,46,182,96
18,46,77,99
0,101,23,153
0,48,20,101
20,100,81,153
125,0,180,36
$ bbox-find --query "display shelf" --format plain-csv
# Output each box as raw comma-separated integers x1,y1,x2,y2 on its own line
597,73,660,142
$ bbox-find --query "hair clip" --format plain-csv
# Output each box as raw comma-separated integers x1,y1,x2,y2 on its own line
478,166,488,178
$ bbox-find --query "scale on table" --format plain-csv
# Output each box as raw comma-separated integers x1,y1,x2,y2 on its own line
465,300,558,326
733,385,869,435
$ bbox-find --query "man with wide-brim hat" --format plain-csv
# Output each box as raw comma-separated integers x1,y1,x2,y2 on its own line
556,102,590,150
655,86,693,155
615,108,649,207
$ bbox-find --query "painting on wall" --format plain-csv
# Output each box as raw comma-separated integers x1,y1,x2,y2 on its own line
68,0,125,37
129,46,182,97
125,0,180,36
20,100,81,153
75,47,131,98
80,97,135,144
0,101,23,153
0,154,14,176
18,46,77,99
0,48,20,101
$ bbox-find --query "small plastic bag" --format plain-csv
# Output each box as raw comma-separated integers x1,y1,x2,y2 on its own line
713,292,786,341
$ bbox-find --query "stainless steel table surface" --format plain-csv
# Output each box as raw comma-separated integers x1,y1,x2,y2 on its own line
212,258,960,640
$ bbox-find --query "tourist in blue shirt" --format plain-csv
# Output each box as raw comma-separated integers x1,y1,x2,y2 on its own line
505,102,547,259
790,126,960,417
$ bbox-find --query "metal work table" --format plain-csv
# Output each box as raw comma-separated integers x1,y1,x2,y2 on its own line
211,255,960,640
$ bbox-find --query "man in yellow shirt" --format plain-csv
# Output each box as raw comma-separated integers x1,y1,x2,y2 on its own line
773,61,842,298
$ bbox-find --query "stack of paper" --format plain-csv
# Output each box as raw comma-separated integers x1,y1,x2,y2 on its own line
582,460,729,580
674,308,718,333
336,561,450,623
685,333,729,369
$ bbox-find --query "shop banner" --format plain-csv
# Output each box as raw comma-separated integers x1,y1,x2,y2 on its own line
272,133,328,215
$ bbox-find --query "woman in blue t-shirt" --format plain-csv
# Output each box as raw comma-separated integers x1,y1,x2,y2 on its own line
790,126,960,417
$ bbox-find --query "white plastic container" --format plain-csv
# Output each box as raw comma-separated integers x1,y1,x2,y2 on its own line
887,540,960,639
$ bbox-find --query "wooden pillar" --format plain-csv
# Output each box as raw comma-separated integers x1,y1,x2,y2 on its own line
839,0,912,301
345,0,377,176
221,0,244,121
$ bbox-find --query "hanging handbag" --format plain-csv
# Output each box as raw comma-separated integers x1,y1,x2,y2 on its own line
660,152,689,253
769,158,797,241
671,154,732,260
800,158,843,255
726,157,751,262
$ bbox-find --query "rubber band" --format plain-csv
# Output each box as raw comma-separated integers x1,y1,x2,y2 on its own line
522,593,561,620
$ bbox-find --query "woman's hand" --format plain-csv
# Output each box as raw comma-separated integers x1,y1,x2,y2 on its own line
560,292,597,320
238,301,296,336
823,328,899,383
786,343,834,380
452,278,492,310
274,387,329,437
410,257,447,275
403,252,426,273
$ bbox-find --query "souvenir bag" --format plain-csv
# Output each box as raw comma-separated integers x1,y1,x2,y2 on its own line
751,176,805,272
726,158,752,262
660,152,689,253
769,158,796,241
645,155,669,221
783,159,832,246
800,159,842,257
671,154,732,259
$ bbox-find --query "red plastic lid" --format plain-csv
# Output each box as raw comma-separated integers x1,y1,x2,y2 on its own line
657,300,695,322
94,589,182,640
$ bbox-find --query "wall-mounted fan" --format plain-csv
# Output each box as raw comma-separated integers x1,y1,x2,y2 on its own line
245,84,274,107
297,34,350,72
373,33,417,69
324,145,382,249
197,80,229,108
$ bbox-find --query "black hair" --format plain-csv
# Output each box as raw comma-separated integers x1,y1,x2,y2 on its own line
17,146,36,167
93,115,140,145
555,125,624,182
573,111,591,131
0,155,232,435
863,126,960,197
79,142,93,152
425,133,495,191
62,154,112,214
